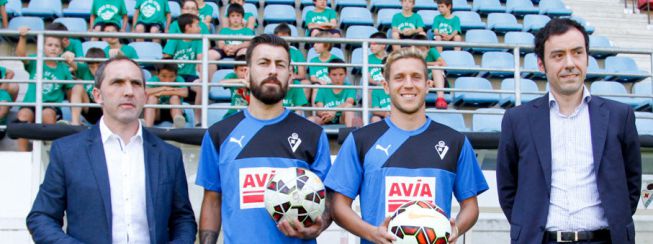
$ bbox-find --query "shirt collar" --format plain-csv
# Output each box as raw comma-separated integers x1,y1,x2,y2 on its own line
548,86,591,117
99,116,143,145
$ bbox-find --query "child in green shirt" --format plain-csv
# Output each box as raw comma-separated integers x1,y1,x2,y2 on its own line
169,0,210,34
217,4,254,59
47,23,85,58
0,0,7,29
133,0,171,43
433,0,462,53
196,0,213,28
219,55,250,119
68,48,105,125
368,32,388,86
413,34,448,109
309,31,337,104
90,0,128,35
306,0,341,37
102,23,140,60
391,0,425,51
224,0,257,31
144,63,188,128
309,59,359,127
0,65,15,125
274,23,310,114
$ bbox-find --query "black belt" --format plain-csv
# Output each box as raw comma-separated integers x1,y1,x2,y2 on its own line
544,229,611,243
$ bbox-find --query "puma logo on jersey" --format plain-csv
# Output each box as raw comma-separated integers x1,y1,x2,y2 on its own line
435,140,449,160
229,136,245,148
239,167,280,209
375,144,391,156
288,133,302,153
385,176,436,214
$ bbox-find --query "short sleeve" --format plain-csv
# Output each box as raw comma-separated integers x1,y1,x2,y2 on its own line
163,0,170,13
119,0,128,15
328,9,337,21
195,132,223,192
195,40,204,55
415,14,424,28
135,0,143,9
453,16,461,33
125,46,139,59
314,88,326,104
429,48,441,61
371,91,380,108
163,39,177,55
345,88,356,101
309,132,332,180
324,134,364,199
0,66,6,79
453,138,489,202
391,13,401,28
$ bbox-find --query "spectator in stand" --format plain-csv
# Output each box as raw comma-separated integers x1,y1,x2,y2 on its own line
133,0,172,43
224,0,256,30
196,0,213,28
219,54,250,118
170,0,211,34
90,0,128,39
102,23,139,60
68,48,106,125
0,65,18,102
433,0,462,53
273,23,310,113
46,23,84,58
0,66,15,126
309,31,338,103
0,0,7,29
216,4,254,60
412,34,448,109
368,32,387,86
309,59,360,127
15,27,74,151
391,0,426,51
305,0,341,37
144,63,188,128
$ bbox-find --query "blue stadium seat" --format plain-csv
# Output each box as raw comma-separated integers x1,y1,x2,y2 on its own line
589,35,614,59
21,0,62,19
263,24,299,36
472,0,507,15
307,47,346,61
635,112,653,135
590,81,640,107
521,52,546,80
464,29,501,53
415,0,439,11
206,2,220,21
82,41,109,55
427,112,470,132
586,56,606,81
452,0,473,11
345,25,379,50
142,69,152,81
8,16,45,34
128,42,163,62
506,0,539,17
169,1,181,18
417,10,440,29
487,13,523,34
350,47,364,75
339,7,374,29
263,5,295,25
538,0,572,17
376,9,401,30
126,0,136,18
453,11,486,31
209,70,233,102
453,77,501,106
301,0,314,8
370,0,401,12
567,16,594,34
504,31,534,53
264,0,295,6
334,0,368,10
208,104,231,125
5,0,22,17
62,0,92,18
441,51,480,77
480,51,515,78
245,0,260,7
53,17,88,33
605,56,650,83
522,14,550,33
633,80,652,111
472,108,504,132
499,78,540,107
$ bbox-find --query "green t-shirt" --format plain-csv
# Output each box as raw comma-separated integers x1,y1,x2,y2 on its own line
223,72,249,118
91,0,128,28
136,0,170,25
371,88,391,109
308,54,335,84
219,27,255,45
432,15,461,35
199,4,214,23
65,38,84,57
0,89,10,124
314,82,356,120
283,80,308,107
392,12,424,31
103,45,139,60
70,62,96,100
368,53,385,82
169,20,210,34
163,39,203,76
224,6,257,28
0,66,6,79
23,55,73,103
424,47,441,78
0,0,7,6
290,47,306,75
305,8,337,27
147,76,186,104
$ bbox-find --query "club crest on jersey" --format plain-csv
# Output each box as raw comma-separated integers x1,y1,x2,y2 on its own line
435,140,449,160
239,167,280,209
384,176,436,214
288,133,302,153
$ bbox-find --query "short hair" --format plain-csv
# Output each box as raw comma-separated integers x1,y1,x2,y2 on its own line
370,31,387,39
436,0,452,6
234,54,246,68
227,3,245,17
315,31,333,51
95,57,145,88
383,47,428,82
101,22,120,31
328,58,346,73
178,13,200,33
182,0,198,8
158,63,179,74
85,47,106,62
273,23,292,36
534,18,589,66
412,33,428,41
245,34,290,66
46,22,68,32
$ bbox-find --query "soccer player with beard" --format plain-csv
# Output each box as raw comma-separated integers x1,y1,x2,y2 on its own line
196,34,332,244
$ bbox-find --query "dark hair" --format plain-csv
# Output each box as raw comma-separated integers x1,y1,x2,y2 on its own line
370,31,387,39
182,0,198,8
436,0,452,7
95,57,145,88
273,23,292,36
158,63,179,74
534,18,589,66
227,3,245,17
234,54,247,68
245,34,290,66
178,13,200,33
85,47,106,61
101,22,120,31
328,58,346,73
46,22,68,31
412,33,428,41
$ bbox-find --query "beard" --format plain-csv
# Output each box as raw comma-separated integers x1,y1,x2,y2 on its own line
250,76,288,105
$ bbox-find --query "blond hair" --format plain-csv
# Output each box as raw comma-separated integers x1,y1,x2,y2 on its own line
383,47,428,82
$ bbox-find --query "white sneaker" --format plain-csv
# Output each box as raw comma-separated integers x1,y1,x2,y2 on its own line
173,115,186,128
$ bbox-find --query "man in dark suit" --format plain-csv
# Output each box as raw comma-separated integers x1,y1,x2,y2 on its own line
497,18,641,244
26,57,197,244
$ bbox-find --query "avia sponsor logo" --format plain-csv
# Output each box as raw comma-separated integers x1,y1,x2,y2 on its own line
239,167,280,209
384,176,436,214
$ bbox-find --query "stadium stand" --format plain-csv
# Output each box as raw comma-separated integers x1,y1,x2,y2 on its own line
486,13,523,34
538,0,573,17
480,51,515,78
263,5,295,25
452,0,472,11
53,17,87,33
453,77,501,106
590,81,640,108
334,0,368,10
454,11,486,31
605,56,650,82
522,14,550,32
370,0,401,12
375,8,400,30
339,7,374,28
441,50,480,77
62,0,91,19
499,78,541,107
472,108,504,132
464,29,501,53
505,0,539,17
20,0,63,19
427,112,470,131
472,0,506,15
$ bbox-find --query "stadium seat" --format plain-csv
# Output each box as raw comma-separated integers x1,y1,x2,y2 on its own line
633,80,653,111
567,15,594,34
499,78,540,107
169,1,181,18
307,47,346,61
452,0,473,11
453,77,501,106
21,0,63,19
441,51,480,77
521,53,546,80
264,0,295,6
376,9,401,30
453,11,486,31
5,0,22,17
245,0,259,7
414,0,439,11
209,70,233,102
504,31,534,53
339,7,374,29
586,56,606,81
522,14,550,33
427,112,470,131
590,81,640,107
370,0,402,12
128,42,163,63
589,35,615,59
506,0,539,17
538,0,573,17
82,41,109,55
301,6,315,27
481,52,515,78
53,17,88,33
417,10,440,29
605,56,650,83
635,112,653,135
472,108,504,132
62,0,92,18
301,0,314,8
208,103,231,125
334,0,368,10
263,24,299,36
350,47,364,75
472,0,507,15
263,5,296,25
345,26,379,50
464,29,501,53
487,13,523,34
8,17,45,42
126,0,136,18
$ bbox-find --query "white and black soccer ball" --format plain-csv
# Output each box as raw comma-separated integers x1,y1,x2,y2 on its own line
264,167,326,226
387,200,451,244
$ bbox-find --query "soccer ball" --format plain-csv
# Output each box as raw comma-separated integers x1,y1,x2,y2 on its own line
387,200,451,244
264,167,326,226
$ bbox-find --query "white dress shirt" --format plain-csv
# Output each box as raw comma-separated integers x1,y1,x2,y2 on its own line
546,88,609,231
99,117,151,243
